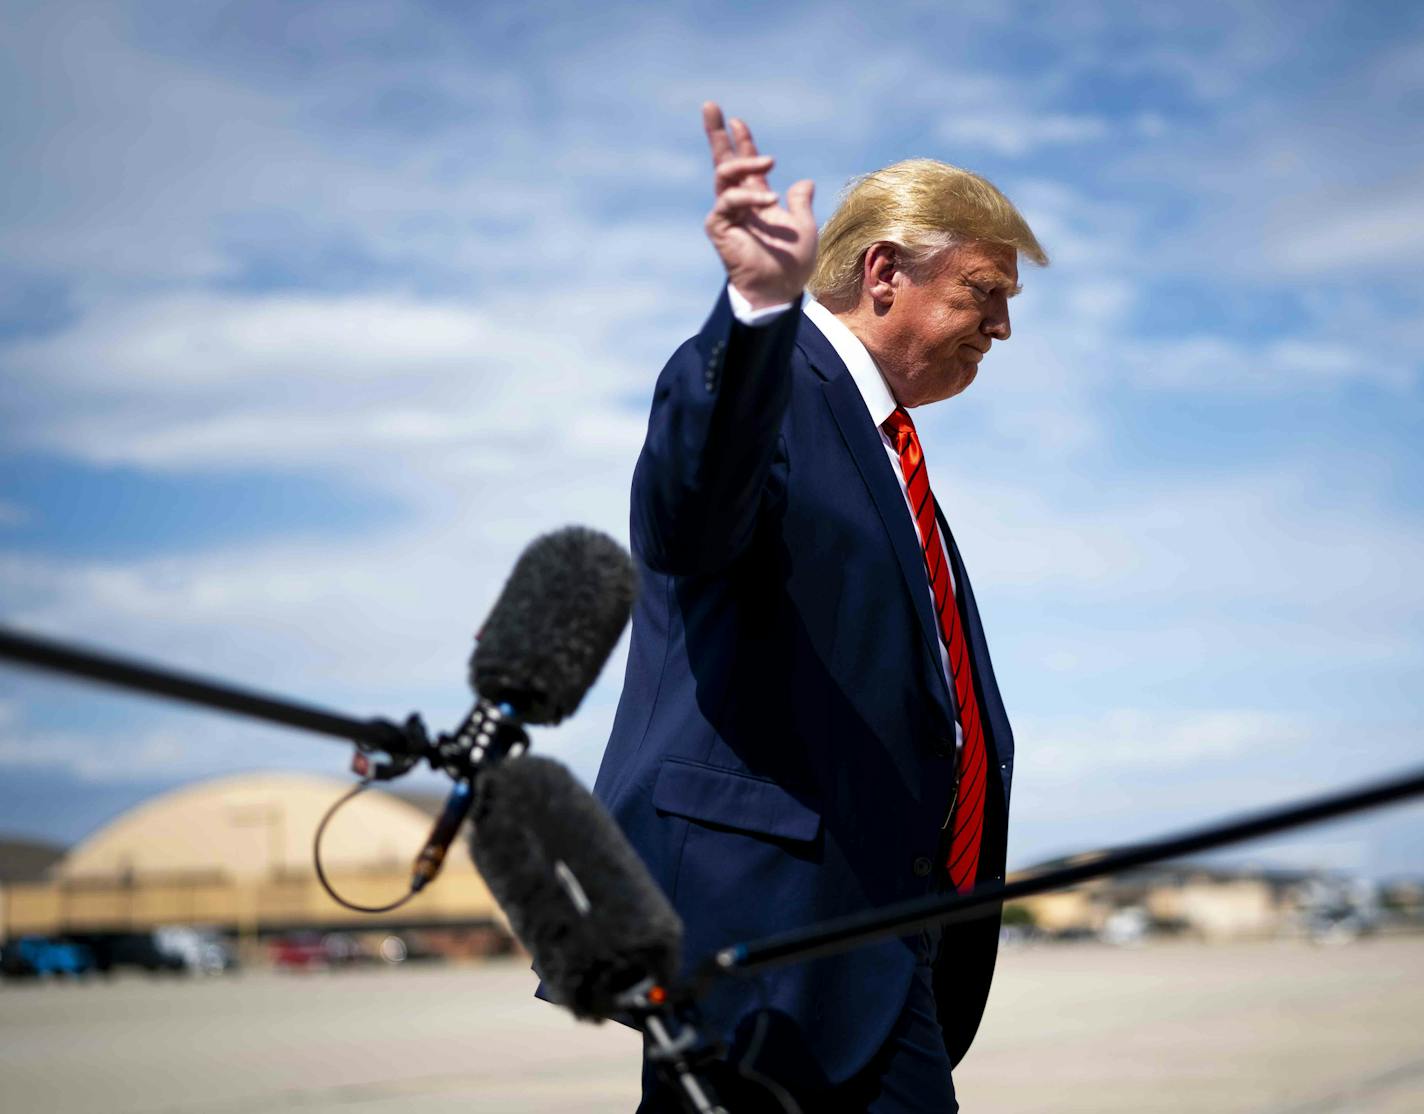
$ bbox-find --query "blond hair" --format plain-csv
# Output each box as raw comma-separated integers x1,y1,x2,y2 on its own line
808,159,1048,309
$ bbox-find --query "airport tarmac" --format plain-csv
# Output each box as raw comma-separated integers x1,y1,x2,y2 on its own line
1,936,1420,1113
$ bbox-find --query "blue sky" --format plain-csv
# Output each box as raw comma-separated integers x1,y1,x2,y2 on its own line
1,0,1421,880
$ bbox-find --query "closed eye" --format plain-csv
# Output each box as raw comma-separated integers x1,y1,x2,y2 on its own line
968,273,1022,299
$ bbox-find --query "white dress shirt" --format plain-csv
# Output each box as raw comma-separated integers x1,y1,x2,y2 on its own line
726,285,964,753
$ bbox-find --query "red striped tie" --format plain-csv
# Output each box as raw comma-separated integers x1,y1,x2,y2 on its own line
882,407,987,893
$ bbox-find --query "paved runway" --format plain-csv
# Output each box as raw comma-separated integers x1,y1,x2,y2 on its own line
1,937,1420,1112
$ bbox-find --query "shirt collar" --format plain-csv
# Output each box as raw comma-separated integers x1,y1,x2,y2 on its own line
802,298,900,427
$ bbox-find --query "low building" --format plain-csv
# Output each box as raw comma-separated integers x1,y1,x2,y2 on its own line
1,773,504,944
1014,862,1331,942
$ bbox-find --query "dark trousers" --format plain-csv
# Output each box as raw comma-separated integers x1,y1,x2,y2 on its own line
639,931,957,1113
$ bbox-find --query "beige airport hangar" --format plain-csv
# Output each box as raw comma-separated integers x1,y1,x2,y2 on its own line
0,773,503,943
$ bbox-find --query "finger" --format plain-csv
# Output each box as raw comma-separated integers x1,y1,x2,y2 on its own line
714,154,775,191
785,178,816,222
702,101,734,166
728,116,761,159
712,186,779,218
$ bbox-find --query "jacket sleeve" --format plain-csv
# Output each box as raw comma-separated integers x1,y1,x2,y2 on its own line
630,286,802,576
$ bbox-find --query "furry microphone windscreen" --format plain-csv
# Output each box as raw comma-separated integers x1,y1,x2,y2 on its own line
470,755,683,1020
470,526,635,725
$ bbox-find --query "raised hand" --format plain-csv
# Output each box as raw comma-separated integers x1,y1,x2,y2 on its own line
701,102,816,310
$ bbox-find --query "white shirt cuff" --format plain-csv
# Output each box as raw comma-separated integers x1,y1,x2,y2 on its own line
727,283,798,327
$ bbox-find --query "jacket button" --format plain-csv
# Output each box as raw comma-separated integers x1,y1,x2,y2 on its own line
912,857,932,877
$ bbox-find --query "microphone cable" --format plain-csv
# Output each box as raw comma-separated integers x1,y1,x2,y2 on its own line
311,776,420,915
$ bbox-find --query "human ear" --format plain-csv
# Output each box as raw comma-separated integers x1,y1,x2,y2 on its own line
862,242,900,309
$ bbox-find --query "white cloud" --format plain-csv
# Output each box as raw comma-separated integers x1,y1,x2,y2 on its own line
0,727,201,783
10,294,492,390
0,529,634,791
1016,708,1302,779
953,465,1424,621
553,144,702,184
1095,4,1311,105
0,6,300,283
2,288,668,487
1114,333,1414,394
1004,709,1424,876
0,519,623,692
938,112,1110,157
1263,174,1424,276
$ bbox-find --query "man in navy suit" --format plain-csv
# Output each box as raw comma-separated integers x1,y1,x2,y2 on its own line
594,103,1047,1111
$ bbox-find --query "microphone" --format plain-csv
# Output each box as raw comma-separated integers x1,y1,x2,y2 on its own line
412,526,636,892
470,525,636,725
450,534,714,1107
469,754,683,1020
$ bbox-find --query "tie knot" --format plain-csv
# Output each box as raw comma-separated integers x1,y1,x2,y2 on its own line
882,407,916,454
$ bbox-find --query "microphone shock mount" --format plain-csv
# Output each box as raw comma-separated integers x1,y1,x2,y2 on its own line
335,699,534,903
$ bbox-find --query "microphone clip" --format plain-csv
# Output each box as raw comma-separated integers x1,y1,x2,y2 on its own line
350,713,431,782
429,698,530,780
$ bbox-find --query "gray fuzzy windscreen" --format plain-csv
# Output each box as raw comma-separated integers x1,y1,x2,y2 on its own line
470,526,635,725
470,755,683,1020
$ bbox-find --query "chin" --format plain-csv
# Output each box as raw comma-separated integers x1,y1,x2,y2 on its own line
936,368,977,403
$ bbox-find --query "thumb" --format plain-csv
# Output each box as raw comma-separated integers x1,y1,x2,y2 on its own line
786,178,815,223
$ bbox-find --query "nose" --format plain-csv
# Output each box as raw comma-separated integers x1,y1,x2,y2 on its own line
983,299,1011,341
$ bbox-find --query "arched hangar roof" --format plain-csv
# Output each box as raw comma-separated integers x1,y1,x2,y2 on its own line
57,772,476,882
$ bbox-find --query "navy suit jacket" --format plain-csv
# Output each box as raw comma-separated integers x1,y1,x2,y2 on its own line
592,288,1015,1086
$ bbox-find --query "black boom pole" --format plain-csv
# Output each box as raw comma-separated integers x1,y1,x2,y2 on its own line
4,621,1422,1000
0,625,411,753
707,762,1424,979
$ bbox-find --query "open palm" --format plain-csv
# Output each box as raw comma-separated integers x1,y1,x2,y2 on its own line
701,102,817,309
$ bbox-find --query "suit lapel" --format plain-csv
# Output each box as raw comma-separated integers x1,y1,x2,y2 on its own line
798,320,956,722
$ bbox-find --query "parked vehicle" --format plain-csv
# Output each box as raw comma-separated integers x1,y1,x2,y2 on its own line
75,932,185,974
0,936,95,979
154,927,236,974
267,932,378,970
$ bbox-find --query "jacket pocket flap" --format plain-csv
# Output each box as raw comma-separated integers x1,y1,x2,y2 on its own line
652,758,821,842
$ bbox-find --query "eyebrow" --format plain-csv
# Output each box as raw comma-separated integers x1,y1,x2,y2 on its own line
971,270,1023,298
